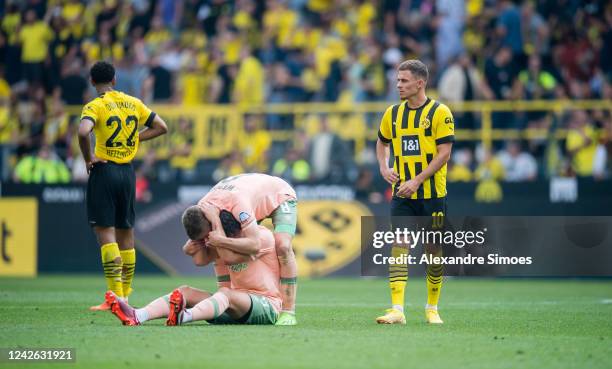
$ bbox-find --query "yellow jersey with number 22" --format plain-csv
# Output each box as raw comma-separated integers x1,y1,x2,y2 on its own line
80,90,156,164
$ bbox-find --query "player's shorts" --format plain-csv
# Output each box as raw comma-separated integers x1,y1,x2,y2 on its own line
391,196,447,217
270,199,298,236
391,196,448,232
86,161,135,229
207,294,279,325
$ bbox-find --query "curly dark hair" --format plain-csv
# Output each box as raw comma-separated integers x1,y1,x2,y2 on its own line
220,210,241,237
90,61,115,84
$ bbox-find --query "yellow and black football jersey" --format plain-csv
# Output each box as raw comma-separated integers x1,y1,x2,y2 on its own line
378,98,455,199
80,90,156,163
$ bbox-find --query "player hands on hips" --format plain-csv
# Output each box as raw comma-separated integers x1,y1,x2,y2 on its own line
77,61,168,311
182,174,299,325
375,60,454,325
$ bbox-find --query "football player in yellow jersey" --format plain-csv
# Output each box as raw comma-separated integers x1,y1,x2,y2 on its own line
375,60,454,325
77,61,168,310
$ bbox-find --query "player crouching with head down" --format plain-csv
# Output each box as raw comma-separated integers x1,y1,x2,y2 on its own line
105,210,281,326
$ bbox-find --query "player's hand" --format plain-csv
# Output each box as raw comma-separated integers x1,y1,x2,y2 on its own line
182,240,206,256
86,156,107,174
380,166,399,185
206,229,226,248
396,178,422,197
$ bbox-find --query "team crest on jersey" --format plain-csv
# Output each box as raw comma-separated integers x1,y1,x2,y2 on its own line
239,212,251,223
420,118,431,129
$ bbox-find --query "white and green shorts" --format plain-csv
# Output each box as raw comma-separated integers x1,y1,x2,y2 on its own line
206,294,278,325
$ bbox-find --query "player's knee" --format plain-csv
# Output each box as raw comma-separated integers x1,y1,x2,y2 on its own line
95,228,116,246
217,287,238,302
177,285,191,293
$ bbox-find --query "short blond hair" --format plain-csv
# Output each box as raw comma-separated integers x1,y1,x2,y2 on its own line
181,205,210,240
398,59,429,81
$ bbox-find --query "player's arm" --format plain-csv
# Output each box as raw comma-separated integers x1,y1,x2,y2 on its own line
215,245,251,265
200,205,225,235
77,117,106,174
139,113,168,142
213,226,274,264
377,106,399,184
207,222,261,255
377,138,399,185
182,239,215,267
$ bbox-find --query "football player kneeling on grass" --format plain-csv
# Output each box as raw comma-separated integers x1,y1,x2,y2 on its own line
105,210,282,326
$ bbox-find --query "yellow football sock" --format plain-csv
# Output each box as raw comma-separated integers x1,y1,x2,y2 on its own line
120,249,136,298
101,243,123,297
389,246,408,309
426,249,444,306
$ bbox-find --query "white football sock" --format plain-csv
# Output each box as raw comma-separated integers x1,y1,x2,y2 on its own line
135,308,149,323
181,309,193,323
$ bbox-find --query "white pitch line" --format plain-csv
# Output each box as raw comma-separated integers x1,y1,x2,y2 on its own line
298,301,566,308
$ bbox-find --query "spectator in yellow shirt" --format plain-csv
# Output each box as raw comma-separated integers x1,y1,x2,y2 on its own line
82,30,124,64
232,47,265,107
566,110,598,177
18,10,53,85
145,16,171,54
169,118,198,182
237,115,271,172
448,149,474,182
475,150,505,181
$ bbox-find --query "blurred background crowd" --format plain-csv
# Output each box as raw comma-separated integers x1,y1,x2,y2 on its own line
0,0,611,195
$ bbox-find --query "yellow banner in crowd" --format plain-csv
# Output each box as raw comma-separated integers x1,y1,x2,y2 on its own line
64,99,611,160
0,198,38,277
135,105,242,159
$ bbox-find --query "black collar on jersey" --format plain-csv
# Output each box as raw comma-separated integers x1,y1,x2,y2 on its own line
98,89,114,98
405,97,431,110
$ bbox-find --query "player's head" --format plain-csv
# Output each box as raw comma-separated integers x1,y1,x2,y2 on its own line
219,210,241,238
89,61,116,87
181,205,212,241
397,60,428,100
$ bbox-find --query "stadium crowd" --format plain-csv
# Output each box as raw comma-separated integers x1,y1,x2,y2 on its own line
0,0,611,190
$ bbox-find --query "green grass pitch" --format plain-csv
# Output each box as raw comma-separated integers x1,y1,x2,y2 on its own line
1,276,611,369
